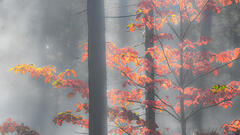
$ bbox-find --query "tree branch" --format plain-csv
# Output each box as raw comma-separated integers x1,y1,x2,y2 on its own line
105,14,138,19
155,36,181,86
150,1,181,39
184,57,240,88
153,93,181,119
127,100,180,121
182,0,210,39
186,98,232,120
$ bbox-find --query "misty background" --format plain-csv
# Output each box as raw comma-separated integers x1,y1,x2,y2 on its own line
0,0,239,134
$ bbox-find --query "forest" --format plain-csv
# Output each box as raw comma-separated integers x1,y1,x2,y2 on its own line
0,0,240,135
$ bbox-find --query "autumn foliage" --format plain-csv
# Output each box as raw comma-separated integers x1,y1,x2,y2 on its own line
53,110,88,128
8,0,240,134
9,64,88,99
9,64,89,129
0,118,39,135
222,119,240,135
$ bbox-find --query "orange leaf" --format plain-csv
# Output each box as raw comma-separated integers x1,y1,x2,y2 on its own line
175,102,180,113
128,24,135,32
227,62,232,68
226,0,232,5
129,26,135,32
67,92,75,99
71,70,77,77
213,70,218,76
233,48,240,59
44,77,50,84
209,56,214,63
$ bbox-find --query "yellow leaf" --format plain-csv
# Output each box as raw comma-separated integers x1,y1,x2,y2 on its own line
126,101,129,107
8,67,15,72
170,14,178,25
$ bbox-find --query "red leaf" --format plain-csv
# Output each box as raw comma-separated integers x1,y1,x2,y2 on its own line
213,69,218,76
209,56,215,63
128,24,135,32
227,62,233,68
233,48,240,59
175,102,180,113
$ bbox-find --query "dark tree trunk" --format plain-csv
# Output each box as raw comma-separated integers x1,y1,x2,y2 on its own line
181,118,187,135
145,9,156,133
87,0,107,135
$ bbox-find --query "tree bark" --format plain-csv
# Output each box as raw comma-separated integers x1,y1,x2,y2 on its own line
181,118,187,135
145,9,156,134
87,0,107,135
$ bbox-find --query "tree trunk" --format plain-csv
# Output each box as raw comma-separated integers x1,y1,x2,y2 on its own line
180,85,186,135
181,118,187,135
87,0,107,135
179,5,187,134
145,9,156,133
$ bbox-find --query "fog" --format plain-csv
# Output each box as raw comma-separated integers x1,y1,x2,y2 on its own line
0,0,239,135
0,0,87,134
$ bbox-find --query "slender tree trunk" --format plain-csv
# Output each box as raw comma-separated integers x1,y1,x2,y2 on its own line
180,87,186,135
180,66,187,135
179,10,187,135
145,9,156,134
87,0,107,135
181,118,187,135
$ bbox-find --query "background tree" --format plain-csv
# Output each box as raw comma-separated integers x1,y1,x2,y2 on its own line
144,9,157,133
107,0,240,135
87,0,107,135
8,0,240,135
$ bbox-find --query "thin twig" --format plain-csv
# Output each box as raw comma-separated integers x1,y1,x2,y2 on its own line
75,131,88,134
105,14,138,19
127,99,180,121
153,93,181,119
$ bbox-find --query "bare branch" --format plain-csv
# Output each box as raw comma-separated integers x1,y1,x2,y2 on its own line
119,126,131,135
127,99,180,121
105,14,138,19
75,131,88,134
